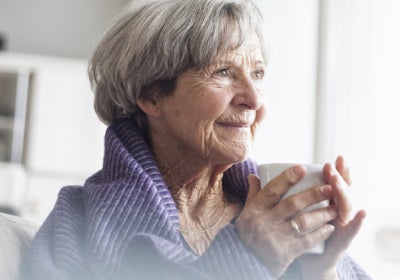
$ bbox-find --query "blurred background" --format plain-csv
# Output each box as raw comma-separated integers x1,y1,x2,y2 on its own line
0,0,399,278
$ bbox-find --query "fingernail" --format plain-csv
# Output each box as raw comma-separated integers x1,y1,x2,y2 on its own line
292,165,304,177
343,158,348,169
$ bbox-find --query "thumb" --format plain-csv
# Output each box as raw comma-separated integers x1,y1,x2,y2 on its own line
332,210,367,251
344,210,366,244
246,174,261,203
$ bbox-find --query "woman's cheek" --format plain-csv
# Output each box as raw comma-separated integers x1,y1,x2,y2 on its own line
256,104,267,123
250,105,266,136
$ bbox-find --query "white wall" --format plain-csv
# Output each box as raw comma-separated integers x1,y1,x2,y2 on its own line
0,0,130,58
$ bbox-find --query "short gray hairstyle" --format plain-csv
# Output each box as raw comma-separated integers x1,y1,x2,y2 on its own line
88,0,269,131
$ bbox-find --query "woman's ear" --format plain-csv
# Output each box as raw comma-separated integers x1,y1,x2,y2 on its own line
136,98,162,118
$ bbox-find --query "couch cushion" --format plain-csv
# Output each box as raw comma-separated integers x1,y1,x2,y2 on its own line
0,213,38,280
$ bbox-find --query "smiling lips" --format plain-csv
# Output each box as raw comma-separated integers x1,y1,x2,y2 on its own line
216,121,252,129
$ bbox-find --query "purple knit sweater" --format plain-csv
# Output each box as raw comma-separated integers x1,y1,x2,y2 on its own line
24,118,371,280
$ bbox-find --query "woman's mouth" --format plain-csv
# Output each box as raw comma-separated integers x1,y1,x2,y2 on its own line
217,122,251,128
215,121,253,132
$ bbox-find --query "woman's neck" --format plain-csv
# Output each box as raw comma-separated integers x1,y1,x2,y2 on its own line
150,129,242,255
156,152,227,214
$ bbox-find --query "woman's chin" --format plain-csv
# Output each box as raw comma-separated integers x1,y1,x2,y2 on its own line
217,147,251,165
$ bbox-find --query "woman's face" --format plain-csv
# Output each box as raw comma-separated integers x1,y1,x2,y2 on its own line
154,33,267,165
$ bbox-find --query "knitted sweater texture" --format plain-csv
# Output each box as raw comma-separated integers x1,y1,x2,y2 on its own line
24,119,371,280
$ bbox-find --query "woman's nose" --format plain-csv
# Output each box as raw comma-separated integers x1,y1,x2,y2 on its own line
232,75,263,110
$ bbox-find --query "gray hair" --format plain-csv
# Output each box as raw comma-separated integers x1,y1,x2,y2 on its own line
88,0,269,131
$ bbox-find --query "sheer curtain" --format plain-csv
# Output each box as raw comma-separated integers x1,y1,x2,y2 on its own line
316,0,400,279
253,0,320,164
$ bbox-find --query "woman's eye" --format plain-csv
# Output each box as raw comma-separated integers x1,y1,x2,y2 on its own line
252,69,265,80
213,68,230,78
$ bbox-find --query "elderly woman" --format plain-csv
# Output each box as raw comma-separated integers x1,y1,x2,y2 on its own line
24,0,370,279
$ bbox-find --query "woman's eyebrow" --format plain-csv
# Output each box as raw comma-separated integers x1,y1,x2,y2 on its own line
214,59,266,67
254,60,266,66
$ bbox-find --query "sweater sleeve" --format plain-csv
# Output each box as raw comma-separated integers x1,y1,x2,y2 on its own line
336,254,372,280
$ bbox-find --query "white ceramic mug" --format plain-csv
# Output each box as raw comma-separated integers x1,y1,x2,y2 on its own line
258,163,329,254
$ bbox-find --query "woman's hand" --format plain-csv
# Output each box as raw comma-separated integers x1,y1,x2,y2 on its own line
297,156,366,280
235,164,337,278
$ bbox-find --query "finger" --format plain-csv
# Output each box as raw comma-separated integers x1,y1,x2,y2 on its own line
327,210,366,253
290,224,336,257
273,184,333,221
323,163,352,223
257,165,306,209
246,174,261,203
283,206,337,239
335,155,352,186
